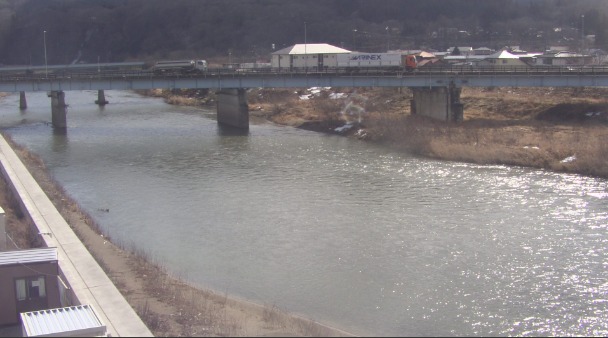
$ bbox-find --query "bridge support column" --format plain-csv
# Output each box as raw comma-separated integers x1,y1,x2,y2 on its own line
411,83,463,122
19,91,27,110
49,91,67,129
216,88,249,129
95,90,109,105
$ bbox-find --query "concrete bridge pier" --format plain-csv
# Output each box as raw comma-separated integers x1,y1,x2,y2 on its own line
95,89,109,105
216,88,249,129
19,91,27,110
48,90,67,128
410,83,463,122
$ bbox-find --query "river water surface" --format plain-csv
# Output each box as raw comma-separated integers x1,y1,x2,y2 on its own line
1,90,607,336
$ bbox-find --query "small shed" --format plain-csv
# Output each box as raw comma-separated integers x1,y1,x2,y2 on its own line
20,305,107,337
0,247,62,326
531,51,593,66
271,43,351,70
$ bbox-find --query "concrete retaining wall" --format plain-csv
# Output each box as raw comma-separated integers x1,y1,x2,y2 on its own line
0,135,153,337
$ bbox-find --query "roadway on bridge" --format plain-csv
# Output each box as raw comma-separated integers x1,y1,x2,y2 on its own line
2,65,608,92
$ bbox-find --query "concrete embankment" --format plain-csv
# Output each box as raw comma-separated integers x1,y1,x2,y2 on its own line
0,134,153,337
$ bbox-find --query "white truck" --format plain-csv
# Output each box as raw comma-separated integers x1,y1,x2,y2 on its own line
337,53,403,68
152,59,207,74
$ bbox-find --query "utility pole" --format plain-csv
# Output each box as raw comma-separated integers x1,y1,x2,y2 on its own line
43,30,48,78
581,14,585,52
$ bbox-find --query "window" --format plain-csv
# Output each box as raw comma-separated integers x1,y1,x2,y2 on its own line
15,276,46,301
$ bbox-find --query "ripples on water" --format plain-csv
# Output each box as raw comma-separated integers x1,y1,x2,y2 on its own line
1,90,607,336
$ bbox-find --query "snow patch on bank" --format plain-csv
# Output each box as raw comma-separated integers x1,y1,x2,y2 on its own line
561,155,577,163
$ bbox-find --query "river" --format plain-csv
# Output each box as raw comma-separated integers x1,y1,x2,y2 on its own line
1,90,607,336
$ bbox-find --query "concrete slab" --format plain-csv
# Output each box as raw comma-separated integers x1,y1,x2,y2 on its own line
0,324,22,337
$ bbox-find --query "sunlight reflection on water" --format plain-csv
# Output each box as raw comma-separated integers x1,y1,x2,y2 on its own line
1,90,607,336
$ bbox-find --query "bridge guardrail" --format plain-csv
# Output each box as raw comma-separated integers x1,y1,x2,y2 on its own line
2,65,608,83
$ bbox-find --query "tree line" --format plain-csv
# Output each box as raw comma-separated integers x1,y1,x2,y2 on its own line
0,0,607,66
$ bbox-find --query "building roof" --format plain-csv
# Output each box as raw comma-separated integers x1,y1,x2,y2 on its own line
535,51,587,58
443,55,487,60
272,43,351,55
0,247,57,266
417,59,445,67
20,305,107,337
486,50,521,59
418,51,436,58
388,49,423,55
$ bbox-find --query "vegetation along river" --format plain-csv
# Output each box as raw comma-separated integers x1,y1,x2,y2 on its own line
0,90,607,336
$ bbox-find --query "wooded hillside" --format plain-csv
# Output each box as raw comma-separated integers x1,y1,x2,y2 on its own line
0,0,607,65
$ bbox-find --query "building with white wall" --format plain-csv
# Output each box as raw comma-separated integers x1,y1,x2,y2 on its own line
530,51,594,66
477,50,528,67
271,43,351,70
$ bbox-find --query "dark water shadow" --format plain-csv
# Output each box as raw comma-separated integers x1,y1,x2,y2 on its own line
216,124,250,137
52,127,68,136
51,127,69,153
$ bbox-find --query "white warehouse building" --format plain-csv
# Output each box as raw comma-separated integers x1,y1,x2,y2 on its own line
271,43,351,70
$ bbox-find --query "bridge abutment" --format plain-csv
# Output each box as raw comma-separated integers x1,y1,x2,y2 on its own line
216,88,249,129
49,90,67,128
95,90,109,105
410,84,463,122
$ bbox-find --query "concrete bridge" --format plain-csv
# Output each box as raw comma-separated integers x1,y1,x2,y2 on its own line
2,65,608,128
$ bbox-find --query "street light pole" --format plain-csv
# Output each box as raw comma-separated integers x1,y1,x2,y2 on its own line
386,26,390,51
581,14,585,52
304,21,307,70
43,30,48,78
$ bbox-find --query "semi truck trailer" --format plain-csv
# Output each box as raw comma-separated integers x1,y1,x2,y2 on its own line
152,59,207,74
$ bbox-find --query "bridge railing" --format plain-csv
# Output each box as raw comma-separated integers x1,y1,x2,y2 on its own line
2,65,608,82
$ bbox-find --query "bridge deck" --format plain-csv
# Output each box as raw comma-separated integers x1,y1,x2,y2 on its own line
1,66,608,92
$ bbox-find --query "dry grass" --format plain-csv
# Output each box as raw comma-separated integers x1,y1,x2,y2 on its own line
247,86,608,178
367,112,608,177
0,173,35,250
